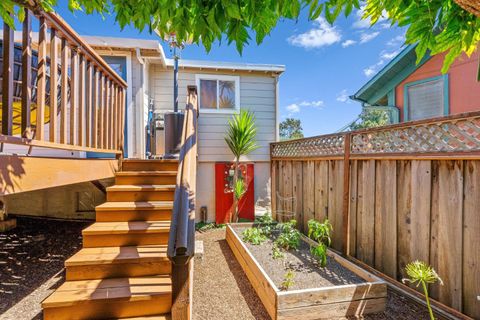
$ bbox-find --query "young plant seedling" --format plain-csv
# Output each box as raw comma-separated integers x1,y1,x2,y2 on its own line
242,227,267,245
281,269,295,291
272,243,284,259
402,260,443,320
310,242,328,267
307,218,332,246
275,220,301,250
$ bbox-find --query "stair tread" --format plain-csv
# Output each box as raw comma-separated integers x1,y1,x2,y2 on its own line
107,185,176,192
66,245,169,266
96,201,174,211
42,276,172,308
118,315,171,320
116,171,177,176
83,221,171,235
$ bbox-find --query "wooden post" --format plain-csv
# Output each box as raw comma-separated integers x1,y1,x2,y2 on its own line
171,258,192,320
49,29,59,142
113,85,118,150
36,17,48,141
92,68,99,148
86,62,92,147
270,144,277,221
342,133,352,256
60,38,69,144
70,49,78,145
21,10,32,138
99,74,105,149
2,20,14,136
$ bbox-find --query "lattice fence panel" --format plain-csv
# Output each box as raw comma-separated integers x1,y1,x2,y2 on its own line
351,116,480,154
271,134,345,158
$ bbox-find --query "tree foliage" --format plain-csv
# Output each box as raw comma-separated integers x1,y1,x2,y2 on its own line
2,0,479,73
350,109,389,130
280,118,304,140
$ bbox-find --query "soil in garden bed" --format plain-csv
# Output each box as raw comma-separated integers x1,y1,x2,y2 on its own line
233,226,365,291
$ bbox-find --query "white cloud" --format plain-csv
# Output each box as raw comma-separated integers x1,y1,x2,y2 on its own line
353,6,387,29
336,89,351,103
288,17,341,49
342,39,357,48
387,35,405,47
363,59,385,77
380,50,400,60
286,103,300,114
359,31,380,44
299,100,324,108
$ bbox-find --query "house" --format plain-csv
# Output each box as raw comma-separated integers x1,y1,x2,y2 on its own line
350,45,480,123
2,33,285,222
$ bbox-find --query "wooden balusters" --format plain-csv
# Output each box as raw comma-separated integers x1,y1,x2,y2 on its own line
60,38,69,143
49,29,59,142
92,68,99,148
36,16,48,141
78,55,86,146
21,9,32,138
99,74,105,149
70,49,78,145
2,18,14,136
86,62,92,147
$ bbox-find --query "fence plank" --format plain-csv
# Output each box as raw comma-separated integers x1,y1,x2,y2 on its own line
397,160,412,284
302,161,315,230
374,160,397,279
430,160,463,310
21,10,32,138
292,161,304,232
463,161,480,319
60,38,69,144
282,161,293,222
356,160,375,266
314,161,329,223
271,160,277,220
35,17,48,141
348,161,358,257
328,160,344,252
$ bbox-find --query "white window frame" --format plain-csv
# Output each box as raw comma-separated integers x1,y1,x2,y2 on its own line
195,74,240,114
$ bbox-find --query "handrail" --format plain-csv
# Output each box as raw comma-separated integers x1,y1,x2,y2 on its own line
168,86,198,320
1,8,127,155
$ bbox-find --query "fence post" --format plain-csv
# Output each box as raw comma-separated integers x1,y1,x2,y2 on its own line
342,133,352,256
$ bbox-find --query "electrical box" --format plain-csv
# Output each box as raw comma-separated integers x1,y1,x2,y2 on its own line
215,162,255,224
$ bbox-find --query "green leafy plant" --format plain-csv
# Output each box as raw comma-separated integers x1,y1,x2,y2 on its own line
281,269,295,291
195,222,225,232
402,261,443,320
3,1,478,76
272,243,284,260
275,220,301,251
225,110,259,222
307,219,332,246
256,213,274,224
310,243,328,267
242,227,267,245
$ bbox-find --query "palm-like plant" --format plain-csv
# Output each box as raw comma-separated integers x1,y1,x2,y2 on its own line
225,109,258,222
402,260,443,320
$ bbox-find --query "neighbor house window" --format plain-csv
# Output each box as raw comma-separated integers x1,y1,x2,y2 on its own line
404,75,449,121
196,74,240,112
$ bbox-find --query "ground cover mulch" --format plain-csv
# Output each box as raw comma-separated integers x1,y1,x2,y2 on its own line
232,226,364,291
0,216,90,319
194,227,448,320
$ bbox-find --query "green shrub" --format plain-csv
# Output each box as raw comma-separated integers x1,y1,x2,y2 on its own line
307,219,332,246
242,227,267,245
310,243,328,267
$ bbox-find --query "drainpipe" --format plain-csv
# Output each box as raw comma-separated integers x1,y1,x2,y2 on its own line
173,45,179,113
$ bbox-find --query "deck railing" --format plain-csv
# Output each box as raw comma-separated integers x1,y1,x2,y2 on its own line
270,111,480,319
168,86,198,320
1,9,127,155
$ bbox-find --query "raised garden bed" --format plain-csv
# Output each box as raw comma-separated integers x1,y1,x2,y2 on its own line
226,223,387,320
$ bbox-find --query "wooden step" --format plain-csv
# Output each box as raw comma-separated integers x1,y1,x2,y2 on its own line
95,201,173,222
115,171,177,185
106,185,175,202
118,315,171,320
83,221,170,248
42,276,172,319
122,159,178,172
65,245,171,280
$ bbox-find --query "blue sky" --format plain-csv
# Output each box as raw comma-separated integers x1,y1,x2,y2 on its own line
54,4,406,137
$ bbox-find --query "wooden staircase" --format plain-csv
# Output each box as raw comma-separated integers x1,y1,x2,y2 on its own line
42,159,178,320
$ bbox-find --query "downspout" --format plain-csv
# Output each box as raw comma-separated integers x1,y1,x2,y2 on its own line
135,47,146,158
274,73,282,142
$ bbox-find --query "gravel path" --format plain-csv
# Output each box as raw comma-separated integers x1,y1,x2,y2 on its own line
194,228,446,320
0,216,90,319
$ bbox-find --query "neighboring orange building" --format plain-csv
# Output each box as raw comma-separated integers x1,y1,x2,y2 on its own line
351,45,480,123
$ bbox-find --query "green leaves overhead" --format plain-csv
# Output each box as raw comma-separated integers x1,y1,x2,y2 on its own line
2,0,479,73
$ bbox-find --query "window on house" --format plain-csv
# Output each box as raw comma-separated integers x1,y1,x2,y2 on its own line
405,76,448,121
196,75,240,112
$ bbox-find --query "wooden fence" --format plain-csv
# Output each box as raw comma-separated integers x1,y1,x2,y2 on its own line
1,9,127,155
270,112,480,319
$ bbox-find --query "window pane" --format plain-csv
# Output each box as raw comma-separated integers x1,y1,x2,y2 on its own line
407,79,444,121
200,79,217,109
219,80,236,109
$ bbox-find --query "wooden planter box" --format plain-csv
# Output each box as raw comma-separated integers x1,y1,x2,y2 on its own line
226,223,387,320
